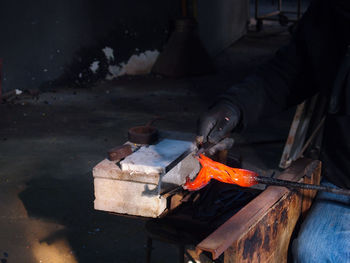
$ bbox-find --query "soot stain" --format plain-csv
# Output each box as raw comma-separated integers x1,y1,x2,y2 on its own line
242,227,262,260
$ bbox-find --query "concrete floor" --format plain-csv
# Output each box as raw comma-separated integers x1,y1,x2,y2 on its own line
0,23,292,263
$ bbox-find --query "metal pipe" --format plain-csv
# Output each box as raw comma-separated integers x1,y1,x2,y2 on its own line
256,176,350,196
278,0,282,12
255,0,259,20
296,116,326,160
146,237,153,263
192,0,197,19
0,59,2,103
181,0,187,17
297,0,302,19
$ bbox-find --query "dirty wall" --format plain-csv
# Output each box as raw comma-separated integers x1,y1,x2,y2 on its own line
0,0,180,91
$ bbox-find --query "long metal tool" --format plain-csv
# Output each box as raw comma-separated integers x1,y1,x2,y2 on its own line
194,141,217,156
256,176,350,196
160,139,212,197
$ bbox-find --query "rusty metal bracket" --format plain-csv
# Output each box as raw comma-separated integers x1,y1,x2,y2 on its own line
196,158,321,261
279,95,320,169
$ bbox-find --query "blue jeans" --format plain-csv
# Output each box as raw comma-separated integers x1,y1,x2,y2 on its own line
292,179,350,262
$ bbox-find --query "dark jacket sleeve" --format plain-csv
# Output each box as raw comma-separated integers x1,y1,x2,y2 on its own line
219,1,320,127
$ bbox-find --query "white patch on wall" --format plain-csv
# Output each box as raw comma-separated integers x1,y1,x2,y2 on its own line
102,47,115,62
105,50,159,80
15,89,23,95
90,61,100,73
106,65,121,80
118,50,159,76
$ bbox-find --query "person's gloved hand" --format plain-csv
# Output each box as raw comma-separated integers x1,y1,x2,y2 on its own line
197,101,241,154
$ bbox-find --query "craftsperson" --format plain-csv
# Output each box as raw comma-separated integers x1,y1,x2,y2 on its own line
198,0,350,262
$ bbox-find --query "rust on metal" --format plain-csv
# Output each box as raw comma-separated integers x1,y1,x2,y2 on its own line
280,95,319,169
279,102,305,168
108,144,132,161
128,119,159,145
235,192,299,263
196,158,321,260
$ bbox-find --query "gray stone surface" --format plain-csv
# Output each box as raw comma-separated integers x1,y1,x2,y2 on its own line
162,153,200,186
120,139,194,174
94,178,167,218
93,138,197,217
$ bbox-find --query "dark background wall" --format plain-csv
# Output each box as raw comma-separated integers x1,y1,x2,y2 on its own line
198,0,249,55
0,0,180,92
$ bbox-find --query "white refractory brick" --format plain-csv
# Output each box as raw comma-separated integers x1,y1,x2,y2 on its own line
94,178,167,218
93,136,199,217
120,139,194,174
162,152,200,186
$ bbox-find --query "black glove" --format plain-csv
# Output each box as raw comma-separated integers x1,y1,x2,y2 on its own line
197,101,241,153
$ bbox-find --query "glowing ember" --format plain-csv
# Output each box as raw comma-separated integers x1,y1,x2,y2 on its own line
184,154,259,191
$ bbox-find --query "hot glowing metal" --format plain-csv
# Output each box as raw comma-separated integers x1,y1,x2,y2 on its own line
184,155,350,196
184,154,258,191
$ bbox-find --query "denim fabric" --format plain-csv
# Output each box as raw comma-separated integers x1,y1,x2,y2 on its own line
292,179,350,262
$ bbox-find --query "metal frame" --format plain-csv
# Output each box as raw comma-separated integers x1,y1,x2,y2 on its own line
255,0,303,31
279,96,318,169
0,59,2,103
279,93,328,169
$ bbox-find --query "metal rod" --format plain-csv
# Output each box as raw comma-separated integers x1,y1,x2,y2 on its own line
181,0,187,17
257,10,281,19
0,59,2,103
256,176,350,196
146,237,153,263
160,185,183,197
297,0,302,19
278,0,282,12
192,0,198,19
178,245,185,263
296,116,325,160
166,148,194,173
255,0,259,20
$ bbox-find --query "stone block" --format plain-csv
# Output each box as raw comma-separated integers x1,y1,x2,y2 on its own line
94,178,166,218
93,138,199,217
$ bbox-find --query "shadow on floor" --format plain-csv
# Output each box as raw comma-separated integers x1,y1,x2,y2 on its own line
18,174,151,263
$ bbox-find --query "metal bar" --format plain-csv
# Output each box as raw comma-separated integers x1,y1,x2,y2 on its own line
261,17,300,23
296,116,326,160
255,0,259,20
279,102,306,168
165,148,194,173
282,11,302,14
256,10,281,20
196,158,317,259
297,0,302,19
0,59,2,103
160,185,183,197
181,0,187,17
146,237,153,263
194,141,216,157
256,176,350,196
178,245,185,263
278,0,282,12
192,0,198,19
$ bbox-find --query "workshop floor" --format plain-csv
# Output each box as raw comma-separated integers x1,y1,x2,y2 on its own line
0,23,292,263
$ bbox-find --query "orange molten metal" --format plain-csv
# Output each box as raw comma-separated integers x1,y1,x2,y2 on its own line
184,154,259,191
